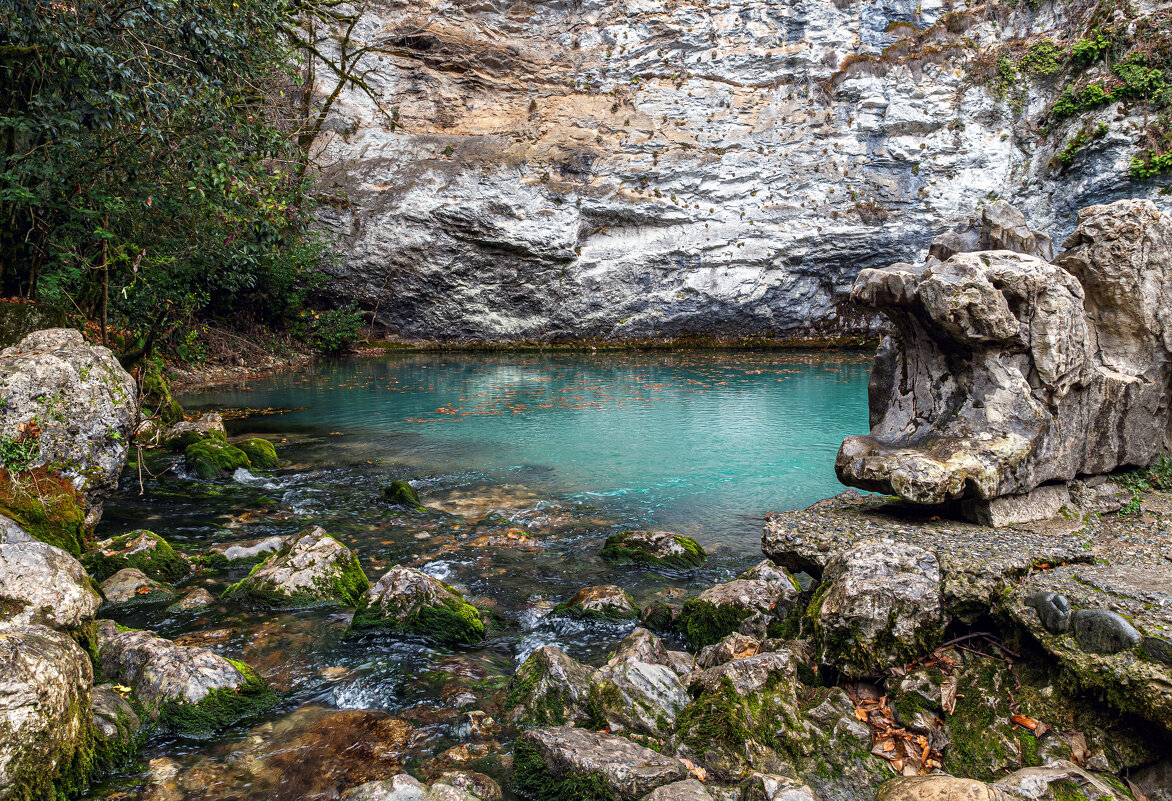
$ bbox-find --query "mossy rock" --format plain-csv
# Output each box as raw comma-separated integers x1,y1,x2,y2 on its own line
184,439,251,479
0,301,67,349
0,468,87,557
511,737,617,801
221,528,368,610
140,363,183,425
677,598,752,649
83,530,190,583
600,530,707,570
550,585,639,622
349,566,485,644
236,438,279,470
155,658,278,737
383,480,425,510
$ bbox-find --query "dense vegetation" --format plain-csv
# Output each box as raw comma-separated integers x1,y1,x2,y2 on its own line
0,0,366,362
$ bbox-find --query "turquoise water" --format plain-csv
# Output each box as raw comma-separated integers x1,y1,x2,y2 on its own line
183,351,870,553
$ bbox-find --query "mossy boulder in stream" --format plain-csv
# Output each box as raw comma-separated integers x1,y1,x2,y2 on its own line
504,645,595,728
550,585,639,622
351,566,485,644
677,560,801,648
90,684,144,777
601,530,706,570
96,620,276,737
83,529,190,583
184,438,252,479
163,412,227,451
221,526,368,609
585,628,690,737
236,437,279,469
99,567,177,606
383,480,425,510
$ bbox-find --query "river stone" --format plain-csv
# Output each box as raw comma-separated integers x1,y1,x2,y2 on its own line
810,540,944,676
1071,609,1142,654
0,538,101,633
877,775,1004,801
205,534,288,564
91,684,141,772
1023,592,1071,635
644,779,714,801
0,515,32,544
351,566,484,644
600,530,706,570
837,200,1172,512
677,560,800,648
163,413,227,451
0,302,66,349
96,619,274,735
513,726,687,800
384,480,425,510
551,584,639,622
0,624,95,801
170,587,215,611
504,645,594,728
588,628,690,736
434,771,501,801
221,526,369,609
341,774,426,801
743,774,822,801
83,529,190,583
100,567,176,605
184,438,252,479
236,437,279,469
696,632,761,669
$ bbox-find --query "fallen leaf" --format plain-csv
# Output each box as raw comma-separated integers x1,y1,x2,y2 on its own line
941,675,959,715
679,758,707,783
1010,714,1039,731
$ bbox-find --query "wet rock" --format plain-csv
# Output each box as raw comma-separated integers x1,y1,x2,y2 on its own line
504,645,594,728
837,200,1172,513
96,619,276,735
351,566,485,644
513,726,687,800
928,200,1054,262
99,567,176,605
163,412,227,451
0,537,101,634
696,632,761,669
992,761,1132,800
640,600,677,633
677,560,800,648
170,587,215,611
588,628,690,736
0,624,95,801
1071,609,1141,654
222,526,369,609
91,684,142,774
341,774,426,801
644,778,714,801
876,775,1002,801
434,772,502,801
743,774,822,801
203,534,288,565
384,480,425,510
83,529,190,583
236,437,280,469
551,584,639,622
1023,592,1071,635
184,438,252,479
1142,636,1172,666
601,530,706,570
809,541,944,677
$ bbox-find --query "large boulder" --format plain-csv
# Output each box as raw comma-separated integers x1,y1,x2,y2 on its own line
0,329,137,553
677,561,801,648
512,726,688,800
504,645,595,728
0,624,95,801
221,526,368,609
835,200,1172,521
351,566,484,644
586,628,690,737
83,529,190,583
96,620,276,736
807,541,944,676
0,536,101,637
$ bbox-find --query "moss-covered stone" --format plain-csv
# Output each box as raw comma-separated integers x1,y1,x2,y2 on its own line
600,530,707,570
156,658,278,737
512,737,617,801
383,480,425,510
184,439,251,479
236,437,279,470
677,598,752,649
550,585,639,622
350,566,485,644
140,363,183,425
221,527,368,609
82,530,190,583
0,467,87,556
503,646,593,728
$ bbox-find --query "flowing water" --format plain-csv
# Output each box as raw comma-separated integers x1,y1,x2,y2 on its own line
91,350,871,801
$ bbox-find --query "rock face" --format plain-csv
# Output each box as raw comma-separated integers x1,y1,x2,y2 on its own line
306,0,1167,343
351,566,485,644
809,540,944,676
0,329,137,553
836,200,1172,514
221,526,369,609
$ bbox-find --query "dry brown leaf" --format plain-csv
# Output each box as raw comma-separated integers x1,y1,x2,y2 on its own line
1010,714,1039,731
679,758,707,783
1061,730,1088,764
940,675,959,715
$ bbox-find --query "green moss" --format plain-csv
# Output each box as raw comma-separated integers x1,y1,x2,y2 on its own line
383,480,425,510
676,672,800,758
511,738,616,801
221,537,369,609
584,679,625,730
600,531,707,570
166,426,226,452
0,468,87,556
505,665,569,727
2,691,96,801
82,530,189,583
677,598,751,649
140,363,183,425
155,658,278,737
184,439,251,479
639,601,675,633
942,659,1044,781
236,438,279,469
349,592,486,645
550,592,639,622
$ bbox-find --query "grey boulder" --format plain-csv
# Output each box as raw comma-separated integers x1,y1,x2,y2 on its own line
0,538,101,632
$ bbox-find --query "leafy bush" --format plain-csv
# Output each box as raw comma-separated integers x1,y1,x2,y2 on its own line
291,306,366,354
1071,29,1112,66
1021,40,1065,76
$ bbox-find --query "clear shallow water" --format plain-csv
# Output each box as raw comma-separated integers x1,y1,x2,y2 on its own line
91,351,871,801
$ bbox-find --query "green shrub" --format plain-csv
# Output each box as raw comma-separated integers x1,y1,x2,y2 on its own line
291,305,365,354
1020,40,1065,76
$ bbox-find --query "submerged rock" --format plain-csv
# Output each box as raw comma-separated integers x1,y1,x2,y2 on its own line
504,645,594,728
601,530,706,570
0,536,101,635
808,540,944,676
96,619,276,735
163,412,227,451
202,534,288,566
170,587,215,611
551,584,639,622
99,567,176,606
0,624,95,801
221,526,369,609
236,437,280,469
351,566,485,644
384,480,426,510
512,726,687,800
184,438,252,479
83,529,190,583
836,200,1172,517
677,560,800,648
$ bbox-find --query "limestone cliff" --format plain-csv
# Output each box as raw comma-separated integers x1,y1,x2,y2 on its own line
310,0,1172,342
